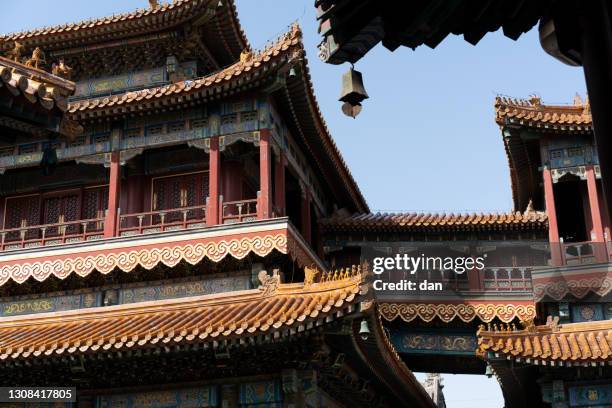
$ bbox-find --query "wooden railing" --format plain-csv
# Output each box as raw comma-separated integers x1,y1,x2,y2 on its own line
221,198,258,224
118,205,207,236
0,218,105,250
0,197,278,252
482,267,532,291
562,241,596,264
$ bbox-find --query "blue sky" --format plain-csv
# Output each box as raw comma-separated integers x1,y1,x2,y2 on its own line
1,1,588,407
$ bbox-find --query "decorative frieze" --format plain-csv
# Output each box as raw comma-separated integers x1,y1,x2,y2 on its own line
95,385,218,408
0,274,250,317
239,381,282,406
0,292,100,317
390,330,477,356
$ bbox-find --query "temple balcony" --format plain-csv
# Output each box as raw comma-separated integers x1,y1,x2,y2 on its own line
0,122,326,282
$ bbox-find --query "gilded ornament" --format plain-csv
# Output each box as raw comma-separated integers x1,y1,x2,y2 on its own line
51,59,72,79
24,47,46,69
5,41,24,62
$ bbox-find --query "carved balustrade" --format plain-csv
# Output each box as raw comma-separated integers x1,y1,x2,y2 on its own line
118,205,208,237
0,217,105,250
221,198,258,224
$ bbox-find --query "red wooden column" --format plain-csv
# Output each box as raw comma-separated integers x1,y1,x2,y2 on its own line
104,151,121,238
258,129,272,219
274,151,286,216
586,166,605,241
301,185,312,243
208,137,221,226
543,166,562,265
586,165,607,261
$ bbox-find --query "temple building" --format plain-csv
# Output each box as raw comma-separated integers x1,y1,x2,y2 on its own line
0,1,611,407
0,1,433,407
476,96,612,407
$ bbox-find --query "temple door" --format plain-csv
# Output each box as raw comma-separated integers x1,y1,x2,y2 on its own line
82,187,108,232
42,193,80,237
4,195,41,241
153,172,209,223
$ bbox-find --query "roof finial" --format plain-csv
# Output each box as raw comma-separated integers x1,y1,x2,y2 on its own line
148,0,160,9
52,59,73,80
5,41,24,63
583,95,591,114
523,198,535,216
529,94,541,107
240,48,253,63
573,93,583,107
24,47,46,70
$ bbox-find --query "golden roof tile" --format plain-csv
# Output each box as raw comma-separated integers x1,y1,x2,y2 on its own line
478,319,612,365
0,0,248,55
0,56,75,111
0,268,366,361
66,25,300,114
321,210,548,232
495,95,592,132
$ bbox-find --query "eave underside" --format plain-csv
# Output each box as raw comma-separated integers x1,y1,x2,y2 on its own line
317,0,553,64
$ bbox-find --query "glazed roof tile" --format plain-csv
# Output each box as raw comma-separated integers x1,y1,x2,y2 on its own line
478,319,612,366
321,210,548,232
0,0,248,54
495,95,592,132
67,26,299,114
0,270,365,361
0,56,75,111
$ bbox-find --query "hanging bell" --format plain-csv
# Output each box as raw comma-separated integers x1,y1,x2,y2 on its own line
359,319,371,340
339,67,369,118
288,67,297,78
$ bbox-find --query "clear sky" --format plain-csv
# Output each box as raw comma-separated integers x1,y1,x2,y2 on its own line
1,1,588,407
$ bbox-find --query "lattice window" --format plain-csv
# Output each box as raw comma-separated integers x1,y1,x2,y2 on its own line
146,125,164,136
124,128,141,139
168,121,186,133
550,149,563,160
567,146,584,157
241,111,258,122
93,133,110,144
83,187,108,231
221,114,237,126
43,194,80,236
153,172,209,223
4,195,41,240
191,118,208,129
68,136,86,147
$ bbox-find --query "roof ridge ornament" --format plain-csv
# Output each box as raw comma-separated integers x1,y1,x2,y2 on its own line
258,269,280,297
240,48,253,63
4,41,24,63
24,47,46,70
523,199,535,216
529,94,542,107
149,0,161,9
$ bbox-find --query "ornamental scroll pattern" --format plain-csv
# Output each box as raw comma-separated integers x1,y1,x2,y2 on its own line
533,276,612,301
0,234,287,286
378,303,536,323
